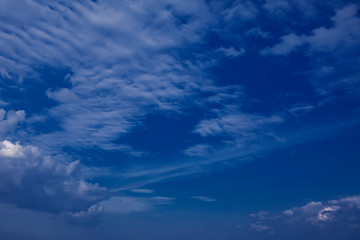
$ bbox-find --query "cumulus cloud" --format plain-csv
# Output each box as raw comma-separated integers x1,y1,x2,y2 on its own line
0,109,25,137
249,195,360,233
280,197,359,224
0,140,109,215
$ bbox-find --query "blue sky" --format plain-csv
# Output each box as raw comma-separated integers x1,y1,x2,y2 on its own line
0,0,360,239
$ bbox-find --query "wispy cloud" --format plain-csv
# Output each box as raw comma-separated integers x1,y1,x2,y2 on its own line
103,195,175,214
0,0,216,152
191,196,217,202
183,144,212,157
130,188,155,194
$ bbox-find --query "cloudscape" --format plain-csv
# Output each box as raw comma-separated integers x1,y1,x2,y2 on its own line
0,0,359,239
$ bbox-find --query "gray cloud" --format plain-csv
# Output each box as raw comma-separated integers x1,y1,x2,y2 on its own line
0,140,109,215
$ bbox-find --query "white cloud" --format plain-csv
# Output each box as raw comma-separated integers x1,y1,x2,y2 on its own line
0,140,38,159
329,195,360,209
130,188,155,194
0,109,26,137
317,206,341,221
247,195,360,237
47,88,79,103
0,0,218,152
261,4,360,56
194,112,283,137
280,195,360,224
0,140,109,214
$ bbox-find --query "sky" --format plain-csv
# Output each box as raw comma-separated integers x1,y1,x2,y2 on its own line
0,0,360,239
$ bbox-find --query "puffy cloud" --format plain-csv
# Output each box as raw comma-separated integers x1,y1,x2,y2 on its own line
0,140,109,215
46,88,79,103
280,198,359,224
0,109,25,136
249,195,360,233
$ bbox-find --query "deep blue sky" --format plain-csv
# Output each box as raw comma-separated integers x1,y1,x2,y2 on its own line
0,0,360,239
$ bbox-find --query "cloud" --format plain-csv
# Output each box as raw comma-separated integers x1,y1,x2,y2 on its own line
0,0,218,152
250,211,269,219
103,196,175,214
0,109,26,137
281,198,357,224
191,196,217,202
261,4,360,56
262,0,322,20
46,88,79,103
261,33,304,56
245,27,271,38
216,46,245,58
183,144,212,157
130,188,155,194
193,112,283,138
249,194,360,233
249,222,273,233
224,1,259,21
0,140,109,215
